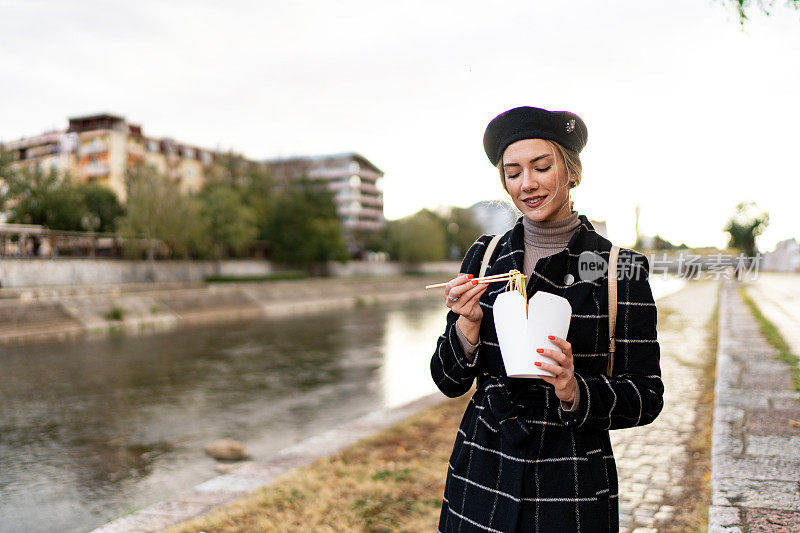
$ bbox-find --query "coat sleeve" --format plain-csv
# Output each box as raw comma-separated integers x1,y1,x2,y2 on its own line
430,235,493,398
559,251,665,430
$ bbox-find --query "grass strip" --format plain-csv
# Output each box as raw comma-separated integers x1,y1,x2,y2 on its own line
738,285,800,392
165,394,470,533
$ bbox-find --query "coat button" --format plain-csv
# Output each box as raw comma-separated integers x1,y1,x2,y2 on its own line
564,274,575,285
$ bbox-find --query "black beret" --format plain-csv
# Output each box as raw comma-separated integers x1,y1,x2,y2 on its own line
483,106,588,166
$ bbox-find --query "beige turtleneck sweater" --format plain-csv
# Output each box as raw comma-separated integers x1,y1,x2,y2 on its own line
455,210,582,411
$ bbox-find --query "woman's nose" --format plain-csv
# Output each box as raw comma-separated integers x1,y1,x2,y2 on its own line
521,170,538,191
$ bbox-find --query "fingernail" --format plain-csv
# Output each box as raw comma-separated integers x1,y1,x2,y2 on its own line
467,274,474,279
534,362,542,367
471,280,478,285
547,335,555,340
536,348,544,353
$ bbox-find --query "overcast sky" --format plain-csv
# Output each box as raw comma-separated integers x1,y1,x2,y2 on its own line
1,0,798,251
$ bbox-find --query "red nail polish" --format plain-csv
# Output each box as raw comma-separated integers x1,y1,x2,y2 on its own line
467,274,474,279
536,348,544,353
548,335,555,340
471,280,478,285
534,362,542,367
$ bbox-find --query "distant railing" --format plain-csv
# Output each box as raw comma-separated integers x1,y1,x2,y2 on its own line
0,224,272,260
0,224,122,258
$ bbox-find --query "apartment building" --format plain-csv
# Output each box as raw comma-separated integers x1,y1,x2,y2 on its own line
3,116,388,255
1,113,216,201
264,153,386,254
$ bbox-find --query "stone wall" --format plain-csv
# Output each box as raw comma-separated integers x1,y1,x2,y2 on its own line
0,259,461,288
0,259,275,288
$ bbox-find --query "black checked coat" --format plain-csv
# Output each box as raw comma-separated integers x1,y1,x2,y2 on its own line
431,214,664,533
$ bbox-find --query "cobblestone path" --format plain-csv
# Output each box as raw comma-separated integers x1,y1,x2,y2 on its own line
708,279,800,531
611,280,719,532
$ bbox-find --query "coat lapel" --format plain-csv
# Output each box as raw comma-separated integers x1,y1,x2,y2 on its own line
481,213,612,342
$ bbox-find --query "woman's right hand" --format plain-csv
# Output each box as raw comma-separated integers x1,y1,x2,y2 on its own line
444,274,489,324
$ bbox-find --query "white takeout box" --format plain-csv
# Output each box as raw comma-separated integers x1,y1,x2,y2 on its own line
492,291,572,378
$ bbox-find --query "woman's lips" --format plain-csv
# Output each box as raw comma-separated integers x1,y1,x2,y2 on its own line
522,195,546,208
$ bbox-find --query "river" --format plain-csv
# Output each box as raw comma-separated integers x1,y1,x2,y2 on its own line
0,277,683,532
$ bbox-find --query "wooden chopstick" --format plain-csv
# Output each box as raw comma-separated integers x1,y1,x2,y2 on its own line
425,273,526,289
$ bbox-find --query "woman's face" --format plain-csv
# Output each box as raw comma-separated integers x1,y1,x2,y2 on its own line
502,138,573,222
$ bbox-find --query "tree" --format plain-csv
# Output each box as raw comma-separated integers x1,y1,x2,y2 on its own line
0,165,88,230
198,184,259,259
0,148,15,203
720,0,799,25
75,183,124,232
0,155,124,233
205,151,275,242
445,207,483,259
387,209,448,263
724,201,769,257
117,163,206,260
266,178,347,267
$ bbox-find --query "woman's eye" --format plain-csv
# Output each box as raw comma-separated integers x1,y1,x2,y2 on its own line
506,172,521,179
535,166,551,172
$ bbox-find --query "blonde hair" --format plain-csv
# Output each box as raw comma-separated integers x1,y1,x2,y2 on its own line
496,139,582,212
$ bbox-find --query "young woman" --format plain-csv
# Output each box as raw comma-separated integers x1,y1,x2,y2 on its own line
431,106,663,532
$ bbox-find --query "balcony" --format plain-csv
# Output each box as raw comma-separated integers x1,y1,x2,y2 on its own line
127,143,146,158
359,183,380,195
81,163,110,177
358,169,382,181
79,142,108,156
344,207,382,219
359,195,383,208
343,220,385,231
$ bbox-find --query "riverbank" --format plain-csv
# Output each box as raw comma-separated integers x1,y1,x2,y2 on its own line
90,392,462,533
86,278,715,532
0,274,447,346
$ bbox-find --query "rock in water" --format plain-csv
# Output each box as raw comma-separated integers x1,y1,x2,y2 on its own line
203,438,249,461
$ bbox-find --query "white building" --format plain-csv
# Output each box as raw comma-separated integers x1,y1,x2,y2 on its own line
263,153,385,255
468,200,518,235
762,238,800,272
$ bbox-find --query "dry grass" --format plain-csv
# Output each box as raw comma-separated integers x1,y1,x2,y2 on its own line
664,282,720,532
165,394,471,533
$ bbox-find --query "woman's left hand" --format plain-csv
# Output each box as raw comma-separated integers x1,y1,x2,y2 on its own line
535,335,577,404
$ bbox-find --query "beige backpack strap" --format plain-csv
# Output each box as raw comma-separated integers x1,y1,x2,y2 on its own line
606,245,620,376
479,234,503,278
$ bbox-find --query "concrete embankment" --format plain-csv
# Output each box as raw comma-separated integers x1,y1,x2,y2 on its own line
0,274,448,346
709,277,800,531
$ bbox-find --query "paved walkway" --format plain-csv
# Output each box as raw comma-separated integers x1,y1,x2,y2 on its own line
709,277,800,532
611,279,718,532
